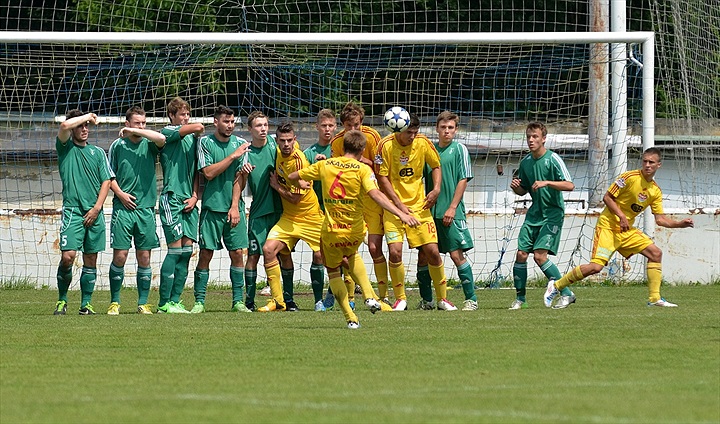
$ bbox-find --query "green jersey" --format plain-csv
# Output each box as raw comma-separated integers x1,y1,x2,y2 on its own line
303,142,332,211
108,137,160,210
56,137,113,211
243,135,282,218
160,125,197,198
517,149,572,226
425,141,474,220
197,134,246,213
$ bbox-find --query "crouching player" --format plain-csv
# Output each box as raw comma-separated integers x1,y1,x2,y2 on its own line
290,130,419,328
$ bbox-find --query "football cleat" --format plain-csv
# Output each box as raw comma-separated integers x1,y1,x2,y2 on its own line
365,298,382,314
259,285,272,296
416,299,435,310
461,299,478,311
314,300,326,312
232,301,252,313
648,298,678,307
257,300,286,312
543,279,559,308
285,300,299,312
78,304,96,315
54,300,67,315
392,299,407,311
137,304,153,314
189,302,205,314
437,298,458,311
347,321,360,329
508,299,528,310
107,302,120,315
552,293,577,309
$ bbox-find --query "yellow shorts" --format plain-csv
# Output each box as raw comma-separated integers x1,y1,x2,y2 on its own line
321,231,364,269
363,204,384,236
590,226,653,266
267,212,323,252
384,208,437,249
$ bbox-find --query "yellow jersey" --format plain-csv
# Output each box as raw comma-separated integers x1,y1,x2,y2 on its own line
597,169,664,231
330,125,383,215
297,156,378,237
275,148,322,219
377,133,441,212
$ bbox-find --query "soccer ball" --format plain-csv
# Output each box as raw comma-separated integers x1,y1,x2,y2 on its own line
383,106,411,133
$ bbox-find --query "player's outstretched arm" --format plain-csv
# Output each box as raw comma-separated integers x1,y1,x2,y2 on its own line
655,214,694,229
269,172,301,205
178,123,204,137
531,180,575,192
376,175,409,214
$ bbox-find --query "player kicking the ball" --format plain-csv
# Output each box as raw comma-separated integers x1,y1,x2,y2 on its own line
289,129,419,328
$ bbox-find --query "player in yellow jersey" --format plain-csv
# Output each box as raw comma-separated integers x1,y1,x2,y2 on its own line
544,147,694,308
290,130,419,328
376,113,458,311
258,122,324,312
329,102,393,304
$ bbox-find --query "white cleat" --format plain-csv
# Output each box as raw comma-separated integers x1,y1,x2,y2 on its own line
461,299,478,311
259,285,272,296
543,279,559,308
552,293,577,309
392,299,407,311
508,300,527,310
437,298,458,311
347,321,360,329
365,298,382,314
416,299,435,310
648,298,678,307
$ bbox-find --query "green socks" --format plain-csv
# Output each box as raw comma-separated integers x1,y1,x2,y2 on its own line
310,263,325,303
230,266,245,303
458,261,477,301
56,264,72,302
513,262,527,302
281,267,294,303
79,266,96,307
137,266,152,305
194,269,209,304
109,262,124,303
245,269,258,304
416,265,433,302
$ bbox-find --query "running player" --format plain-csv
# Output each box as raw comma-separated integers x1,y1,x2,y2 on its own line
107,106,166,315
290,129,419,328
54,110,113,315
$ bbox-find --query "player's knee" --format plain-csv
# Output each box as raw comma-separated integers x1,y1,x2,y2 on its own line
60,251,76,267
515,250,529,263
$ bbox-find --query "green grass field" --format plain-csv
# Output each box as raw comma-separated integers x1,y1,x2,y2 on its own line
1,285,718,423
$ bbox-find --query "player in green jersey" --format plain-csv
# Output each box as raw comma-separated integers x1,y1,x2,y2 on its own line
192,106,250,313
54,110,113,315
157,97,204,314
107,106,166,315
417,111,478,311
239,111,295,311
509,122,575,310
303,109,337,311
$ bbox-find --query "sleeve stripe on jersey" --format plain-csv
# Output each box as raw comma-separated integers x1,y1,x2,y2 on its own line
197,136,207,168
550,152,573,182
459,143,473,179
102,146,116,178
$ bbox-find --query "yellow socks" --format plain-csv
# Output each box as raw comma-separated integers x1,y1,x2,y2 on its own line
428,263,447,300
329,271,358,324
647,262,662,303
373,256,389,299
264,260,285,308
555,266,584,291
389,261,407,300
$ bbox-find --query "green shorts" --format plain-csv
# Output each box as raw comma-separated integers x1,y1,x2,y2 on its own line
436,218,474,254
199,208,248,251
247,212,282,256
517,220,563,256
110,207,160,250
159,192,199,244
59,205,106,253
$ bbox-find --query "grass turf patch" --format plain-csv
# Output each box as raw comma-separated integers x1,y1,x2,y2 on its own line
1,285,718,423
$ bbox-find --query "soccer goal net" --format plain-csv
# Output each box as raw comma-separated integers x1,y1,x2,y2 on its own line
1,18,718,289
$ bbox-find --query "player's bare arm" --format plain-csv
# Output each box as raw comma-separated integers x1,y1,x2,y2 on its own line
119,127,167,148
183,174,200,213
367,189,420,228
58,112,98,143
442,178,469,227
228,172,242,227
109,179,137,210
201,142,250,180
178,123,204,137
286,170,312,190
269,171,301,204
655,214,694,229
84,179,111,227
423,166,442,210
531,180,575,192
603,191,630,231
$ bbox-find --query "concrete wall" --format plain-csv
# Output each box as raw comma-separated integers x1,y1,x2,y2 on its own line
1,209,717,289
